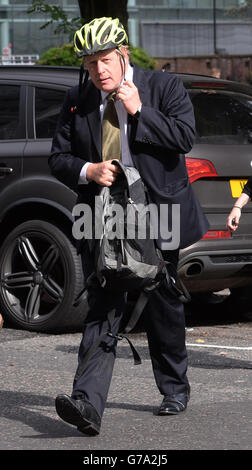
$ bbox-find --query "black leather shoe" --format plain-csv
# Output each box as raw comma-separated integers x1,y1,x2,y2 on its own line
55,394,101,435
158,392,189,415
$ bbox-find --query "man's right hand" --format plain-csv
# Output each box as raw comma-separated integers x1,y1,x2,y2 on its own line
86,160,121,186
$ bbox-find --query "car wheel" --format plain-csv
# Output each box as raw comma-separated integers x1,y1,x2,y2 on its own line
0,220,87,332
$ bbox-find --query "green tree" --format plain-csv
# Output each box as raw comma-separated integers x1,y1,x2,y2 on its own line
227,0,252,20
37,43,81,66
27,0,82,39
29,0,156,69
37,43,156,70
129,45,156,70
28,0,129,36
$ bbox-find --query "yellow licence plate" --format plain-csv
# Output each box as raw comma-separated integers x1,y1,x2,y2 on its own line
230,179,248,198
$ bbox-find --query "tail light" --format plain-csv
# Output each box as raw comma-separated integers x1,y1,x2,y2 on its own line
186,158,218,183
186,158,227,240
203,230,232,239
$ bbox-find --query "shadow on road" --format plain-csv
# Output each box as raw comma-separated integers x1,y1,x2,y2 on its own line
0,390,160,440
54,342,252,370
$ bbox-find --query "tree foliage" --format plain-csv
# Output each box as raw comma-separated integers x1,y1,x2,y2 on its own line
36,43,156,70
29,0,156,69
129,45,156,70
37,43,82,66
227,0,252,20
27,0,82,39
28,0,129,38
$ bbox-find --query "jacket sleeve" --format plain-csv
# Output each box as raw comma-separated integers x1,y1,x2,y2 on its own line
49,88,88,191
242,176,252,199
135,74,195,154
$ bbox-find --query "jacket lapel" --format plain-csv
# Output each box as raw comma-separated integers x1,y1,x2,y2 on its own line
81,84,102,158
132,65,147,101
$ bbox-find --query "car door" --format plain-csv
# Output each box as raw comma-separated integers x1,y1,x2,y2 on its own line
23,85,67,177
23,85,76,209
0,83,25,215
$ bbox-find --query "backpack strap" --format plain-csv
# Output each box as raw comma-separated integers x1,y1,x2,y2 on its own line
108,332,141,365
122,272,191,335
73,275,189,383
73,307,141,385
106,306,141,365
73,272,98,307
73,286,87,307
123,289,154,334
73,308,117,384
166,274,191,303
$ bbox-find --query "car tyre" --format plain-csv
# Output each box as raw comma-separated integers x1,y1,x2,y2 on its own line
0,220,88,332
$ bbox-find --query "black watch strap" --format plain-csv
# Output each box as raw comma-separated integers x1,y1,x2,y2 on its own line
133,104,142,120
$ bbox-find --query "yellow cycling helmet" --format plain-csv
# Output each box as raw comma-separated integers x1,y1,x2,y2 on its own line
74,17,128,57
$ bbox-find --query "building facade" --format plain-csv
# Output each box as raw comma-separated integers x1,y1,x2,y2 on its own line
129,0,252,58
0,1,251,61
0,0,78,61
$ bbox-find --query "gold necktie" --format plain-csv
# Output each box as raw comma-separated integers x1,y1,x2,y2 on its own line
102,92,121,161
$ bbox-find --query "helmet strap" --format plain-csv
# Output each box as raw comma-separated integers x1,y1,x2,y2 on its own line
78,64,89,95
116,48,127,82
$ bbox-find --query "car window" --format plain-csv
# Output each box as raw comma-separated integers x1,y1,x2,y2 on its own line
189,90,252,145
35,88,66,139
0,85,20,140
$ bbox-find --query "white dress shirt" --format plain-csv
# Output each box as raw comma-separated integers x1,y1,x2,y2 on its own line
78,64,134,185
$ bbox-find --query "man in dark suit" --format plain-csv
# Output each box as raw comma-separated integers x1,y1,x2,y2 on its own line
49,17,209,436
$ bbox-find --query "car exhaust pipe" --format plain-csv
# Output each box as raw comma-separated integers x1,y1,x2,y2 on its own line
180,261,203,277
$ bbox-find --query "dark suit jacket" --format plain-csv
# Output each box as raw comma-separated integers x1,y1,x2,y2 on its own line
49,65,209,249
243,176,252,199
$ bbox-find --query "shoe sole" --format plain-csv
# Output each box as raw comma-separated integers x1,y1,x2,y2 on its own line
55,395,100,436
158,409,184,415
158,405,187,416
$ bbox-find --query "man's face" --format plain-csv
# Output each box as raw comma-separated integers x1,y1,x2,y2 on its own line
84,48,128,92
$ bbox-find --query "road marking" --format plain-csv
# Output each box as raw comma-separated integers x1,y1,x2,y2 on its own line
186,343,252,351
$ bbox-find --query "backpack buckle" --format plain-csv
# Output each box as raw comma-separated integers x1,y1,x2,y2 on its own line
143,281,159,293
107,332,123,341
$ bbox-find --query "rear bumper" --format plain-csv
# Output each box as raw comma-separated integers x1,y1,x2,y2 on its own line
178,244,252,293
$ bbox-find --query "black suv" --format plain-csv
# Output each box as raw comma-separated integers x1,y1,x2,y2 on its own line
0,66,86,332
0,65,252,332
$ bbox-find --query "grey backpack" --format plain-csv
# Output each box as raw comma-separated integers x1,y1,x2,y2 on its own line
93,161,166,299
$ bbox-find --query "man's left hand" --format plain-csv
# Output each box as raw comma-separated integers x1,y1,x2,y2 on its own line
116,81,142,115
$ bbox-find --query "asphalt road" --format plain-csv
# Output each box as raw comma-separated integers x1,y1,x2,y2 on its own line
0,304,251,460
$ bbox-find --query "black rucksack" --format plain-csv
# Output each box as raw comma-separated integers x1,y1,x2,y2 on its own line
93,161,166,294
73,161,190,376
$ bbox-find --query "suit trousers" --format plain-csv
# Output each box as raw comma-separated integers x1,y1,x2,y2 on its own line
71,242,190,419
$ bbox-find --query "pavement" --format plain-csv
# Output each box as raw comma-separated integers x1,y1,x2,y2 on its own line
0,321,251,458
